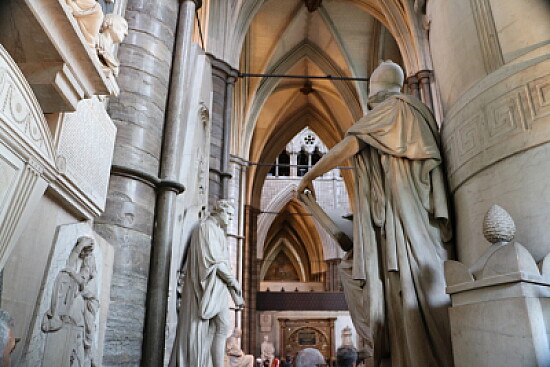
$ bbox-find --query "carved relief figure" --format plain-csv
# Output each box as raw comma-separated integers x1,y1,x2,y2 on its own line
260,335,275,365
41,236,98,367
170,200,244,367
298,60,453,367
226,328,254,367
97,13,128,76
65,0,112,48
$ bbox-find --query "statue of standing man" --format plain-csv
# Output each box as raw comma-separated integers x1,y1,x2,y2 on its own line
298,60,453,367
170,200,244,367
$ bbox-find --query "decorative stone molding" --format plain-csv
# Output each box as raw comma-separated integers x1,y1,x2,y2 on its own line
445,206,550,367
441,58,550,191
469,0,504,73
0,45,56,269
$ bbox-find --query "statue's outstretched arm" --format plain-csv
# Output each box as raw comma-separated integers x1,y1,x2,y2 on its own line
298,135,361,193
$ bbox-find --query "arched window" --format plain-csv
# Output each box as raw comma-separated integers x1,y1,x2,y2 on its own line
278,150,290,176
311,147,322,166
297,149,309,176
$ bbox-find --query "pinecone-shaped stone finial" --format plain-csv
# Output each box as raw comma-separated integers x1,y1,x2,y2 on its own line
483,205,516,244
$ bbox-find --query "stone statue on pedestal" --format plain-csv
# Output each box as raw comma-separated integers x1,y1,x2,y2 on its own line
170,200,244,367
97,13,128,76
298,60,453,367
226,328,254,367
260,334,275,365
41,236,98,367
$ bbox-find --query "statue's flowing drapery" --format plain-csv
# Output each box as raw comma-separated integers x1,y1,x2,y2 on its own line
345,94,453,367
170,218,232,367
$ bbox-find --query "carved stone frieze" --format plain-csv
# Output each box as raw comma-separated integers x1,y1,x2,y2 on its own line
441,59,550,191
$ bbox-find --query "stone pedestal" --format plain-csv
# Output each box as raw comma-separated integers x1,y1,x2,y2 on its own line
445,206,550,367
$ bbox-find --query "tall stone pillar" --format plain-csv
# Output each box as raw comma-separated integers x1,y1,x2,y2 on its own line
93,0,179,365
428,0,550,266
143,1,200,366
209,56,238,205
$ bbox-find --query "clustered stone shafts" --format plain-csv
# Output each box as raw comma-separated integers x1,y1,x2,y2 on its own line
93,0,179,365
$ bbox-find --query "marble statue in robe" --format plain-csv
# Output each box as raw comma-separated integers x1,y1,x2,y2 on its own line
226,328,254,367
260,335,275,365
169,200,244,367
298,60,453,367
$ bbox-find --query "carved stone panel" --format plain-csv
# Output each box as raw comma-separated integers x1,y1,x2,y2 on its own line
56,97,117,214
21,222,114,367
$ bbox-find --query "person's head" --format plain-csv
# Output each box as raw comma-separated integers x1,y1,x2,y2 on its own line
212,200,235,228
101,14,129,44
263,360,270,367
336,346,357,367
0,310,15,367
286,355,292,362
368,60,404,102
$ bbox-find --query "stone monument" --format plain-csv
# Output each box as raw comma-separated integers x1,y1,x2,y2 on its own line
445,205,550,367
226,328,254,367
41,236,99,367
298,60,453,367
260,335,275,365
169,200,245,367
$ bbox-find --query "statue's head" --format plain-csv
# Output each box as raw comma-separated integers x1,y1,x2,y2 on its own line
76,236,95,259
263,335,269,342
232,328,242,338
368,60,404,99
101,14,128,44
212,200,235,229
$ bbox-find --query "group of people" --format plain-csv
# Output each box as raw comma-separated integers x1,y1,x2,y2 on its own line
260,355,293,367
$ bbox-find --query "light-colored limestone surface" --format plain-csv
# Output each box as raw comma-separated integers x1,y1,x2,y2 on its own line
55,97,117,215
20,222,113,367
446,206,550,367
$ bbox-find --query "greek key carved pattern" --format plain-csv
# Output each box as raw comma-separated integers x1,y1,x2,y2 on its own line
443,74,550,190
527,74,550,121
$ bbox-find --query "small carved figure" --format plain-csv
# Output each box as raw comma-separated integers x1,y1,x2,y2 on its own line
260,335,275,365
65,0,108,48
170,200,244,367
42,236,98,367
226,328,254,367
97,13,128,76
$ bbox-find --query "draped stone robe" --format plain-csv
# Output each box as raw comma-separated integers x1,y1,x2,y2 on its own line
170,217,233,367
346,94,453,367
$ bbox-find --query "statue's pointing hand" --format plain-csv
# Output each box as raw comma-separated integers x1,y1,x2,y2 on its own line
298,176,316,200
